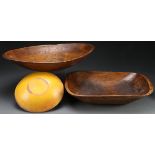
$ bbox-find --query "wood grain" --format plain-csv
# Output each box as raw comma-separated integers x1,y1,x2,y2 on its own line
65,71,154,104
3,43,95,71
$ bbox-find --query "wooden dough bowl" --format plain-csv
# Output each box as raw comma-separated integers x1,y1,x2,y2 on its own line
3,43,94,71
65,71,154,104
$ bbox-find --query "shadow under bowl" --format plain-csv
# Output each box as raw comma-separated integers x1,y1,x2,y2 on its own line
2,43,95,71
65,71,154,104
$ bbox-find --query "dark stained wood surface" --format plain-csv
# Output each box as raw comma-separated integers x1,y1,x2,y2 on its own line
2,43,95,71
65,71,154,104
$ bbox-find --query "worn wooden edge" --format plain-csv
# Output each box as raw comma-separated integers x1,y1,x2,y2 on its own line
65,71,154,97
2,43,95,64
140,74,154,96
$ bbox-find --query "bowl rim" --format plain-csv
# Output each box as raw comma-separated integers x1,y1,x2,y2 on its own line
65,71,154,97
2,43,95,64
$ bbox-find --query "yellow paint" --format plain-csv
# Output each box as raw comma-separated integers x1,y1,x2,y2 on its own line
15,72,64,113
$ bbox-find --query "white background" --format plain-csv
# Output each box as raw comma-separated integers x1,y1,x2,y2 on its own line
0,0,155,155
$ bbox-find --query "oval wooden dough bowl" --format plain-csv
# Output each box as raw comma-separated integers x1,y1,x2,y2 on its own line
3,43,95,71
65,71,154,104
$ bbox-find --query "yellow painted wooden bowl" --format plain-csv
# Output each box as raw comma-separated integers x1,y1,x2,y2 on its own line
15,72,64,112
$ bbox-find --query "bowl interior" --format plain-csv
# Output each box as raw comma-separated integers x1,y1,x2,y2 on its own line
66,72,151,96
3,43,94,63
